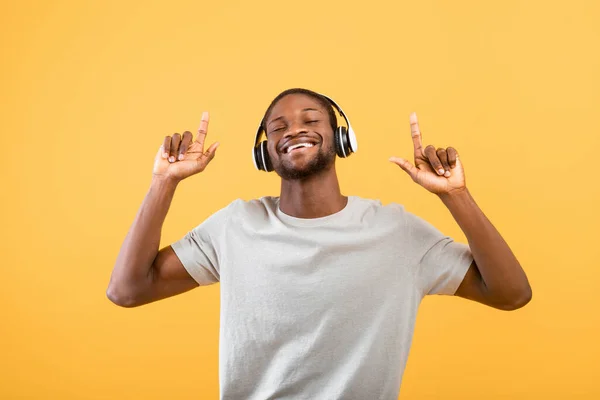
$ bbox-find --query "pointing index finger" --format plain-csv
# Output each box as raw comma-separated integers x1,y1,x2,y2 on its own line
410,112,424,158
195,111,210,146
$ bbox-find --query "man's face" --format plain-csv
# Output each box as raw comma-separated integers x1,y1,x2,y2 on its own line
265,94,337,180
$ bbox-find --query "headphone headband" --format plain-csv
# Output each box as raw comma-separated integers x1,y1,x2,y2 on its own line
318,94,356,149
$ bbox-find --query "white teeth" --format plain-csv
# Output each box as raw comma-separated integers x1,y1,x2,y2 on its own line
286,143,314,153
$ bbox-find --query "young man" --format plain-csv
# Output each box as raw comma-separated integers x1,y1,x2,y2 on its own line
107,88,531,399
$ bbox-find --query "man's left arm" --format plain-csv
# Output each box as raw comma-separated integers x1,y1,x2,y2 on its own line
390,113,532,311
440,188,531,310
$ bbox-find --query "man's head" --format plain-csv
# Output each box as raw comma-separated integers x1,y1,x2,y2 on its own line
261,88,338,180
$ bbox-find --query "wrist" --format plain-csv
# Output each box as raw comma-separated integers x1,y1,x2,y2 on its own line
438,186,470,204
151,174,180,191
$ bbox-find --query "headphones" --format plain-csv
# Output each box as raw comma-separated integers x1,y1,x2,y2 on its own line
252,93,358,172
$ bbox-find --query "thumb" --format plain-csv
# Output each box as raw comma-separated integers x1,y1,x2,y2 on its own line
196,141,220,170
389,156,418,181
206,141,220,160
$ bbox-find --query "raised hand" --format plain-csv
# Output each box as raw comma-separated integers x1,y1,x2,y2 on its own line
389,112,466,196
153,111,220,182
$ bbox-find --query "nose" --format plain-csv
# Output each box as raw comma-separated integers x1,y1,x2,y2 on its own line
284,121,309,139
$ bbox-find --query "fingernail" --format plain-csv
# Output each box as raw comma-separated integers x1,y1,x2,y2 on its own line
438,169,445,175
178,154,184,160
163,152,168,159
444,171,451,177
202,111,209,120
169,156,175,162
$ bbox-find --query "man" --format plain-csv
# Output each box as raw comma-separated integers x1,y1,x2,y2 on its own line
107,88,532,399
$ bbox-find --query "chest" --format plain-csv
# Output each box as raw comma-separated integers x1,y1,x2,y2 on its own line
218,223,418,324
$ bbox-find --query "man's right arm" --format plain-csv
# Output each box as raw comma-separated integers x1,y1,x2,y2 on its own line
106,176,198,307
106,111,219,307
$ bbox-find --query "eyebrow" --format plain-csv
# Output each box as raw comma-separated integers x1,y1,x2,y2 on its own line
301,107,322,113
267,108,323,127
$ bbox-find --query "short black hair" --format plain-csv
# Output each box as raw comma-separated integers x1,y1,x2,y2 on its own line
261,88,338,134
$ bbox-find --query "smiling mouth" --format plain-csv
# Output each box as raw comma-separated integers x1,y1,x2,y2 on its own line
284,143,317,154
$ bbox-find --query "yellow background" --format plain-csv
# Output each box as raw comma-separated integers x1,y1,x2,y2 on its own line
1,0,599,398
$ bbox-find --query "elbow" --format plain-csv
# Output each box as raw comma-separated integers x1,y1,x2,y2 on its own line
498,285,532,311
106,282,141,308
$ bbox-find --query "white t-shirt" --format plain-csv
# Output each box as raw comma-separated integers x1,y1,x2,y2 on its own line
171,196,473,400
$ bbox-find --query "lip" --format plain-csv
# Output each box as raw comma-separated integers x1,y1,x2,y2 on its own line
284,143,319,155
280,138,320,154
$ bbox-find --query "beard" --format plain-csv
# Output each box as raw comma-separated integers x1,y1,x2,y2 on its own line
273,143,337,180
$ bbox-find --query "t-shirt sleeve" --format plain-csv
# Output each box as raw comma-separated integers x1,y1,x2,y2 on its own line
170,203,233,286
404,209,474,296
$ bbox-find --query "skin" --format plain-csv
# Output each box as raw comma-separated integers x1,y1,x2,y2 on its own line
390,113,532,310
107,95,532,311
106,113,217,306
265,94,347,218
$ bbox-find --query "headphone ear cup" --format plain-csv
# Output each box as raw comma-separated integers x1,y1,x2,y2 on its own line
335,126,351,158
334,127,343,157
254,145,264,171
260,141,274,172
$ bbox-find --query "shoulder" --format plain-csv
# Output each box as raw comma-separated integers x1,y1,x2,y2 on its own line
353,197,444,244
350,196,438,231
219,196,280,224
190,197,275,232
228,196,278,214
350,196,408,220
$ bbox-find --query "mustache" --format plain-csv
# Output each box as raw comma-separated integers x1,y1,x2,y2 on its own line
277,133,323,153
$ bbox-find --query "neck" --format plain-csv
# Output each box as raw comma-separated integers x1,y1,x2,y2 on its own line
278,165,347,218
